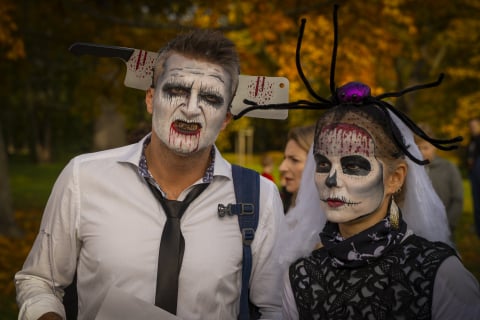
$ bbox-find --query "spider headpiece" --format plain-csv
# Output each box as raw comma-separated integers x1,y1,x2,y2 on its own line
234,4,462,165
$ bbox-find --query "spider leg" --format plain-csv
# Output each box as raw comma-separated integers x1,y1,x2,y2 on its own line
379,104,430,165
329,4,340,99
232,99,331,120
377,100,462,151
296,19,330,103
376,74,444,100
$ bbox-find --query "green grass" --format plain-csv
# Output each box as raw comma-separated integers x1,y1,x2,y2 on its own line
9,158,67,210
1,155,479,318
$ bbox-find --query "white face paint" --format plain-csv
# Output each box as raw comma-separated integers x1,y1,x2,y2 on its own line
314,123,385,223
151,54,230,155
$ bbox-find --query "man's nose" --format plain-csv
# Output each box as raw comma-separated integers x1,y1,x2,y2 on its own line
183,93,202,116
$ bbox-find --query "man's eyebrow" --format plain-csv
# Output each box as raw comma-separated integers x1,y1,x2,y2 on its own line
166,66,226,84
199,85,222,96
208,73,225,84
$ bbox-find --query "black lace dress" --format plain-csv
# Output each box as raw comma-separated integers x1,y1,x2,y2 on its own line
289,218,456,320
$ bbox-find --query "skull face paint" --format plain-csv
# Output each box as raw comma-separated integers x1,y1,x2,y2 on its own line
314,123,385,223
151,54,230,155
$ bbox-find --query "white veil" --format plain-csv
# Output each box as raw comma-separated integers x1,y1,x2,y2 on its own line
279,109,452,267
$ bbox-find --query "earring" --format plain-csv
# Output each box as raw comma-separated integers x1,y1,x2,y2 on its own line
389,196,400,230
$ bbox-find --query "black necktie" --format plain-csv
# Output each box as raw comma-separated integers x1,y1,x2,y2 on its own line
145,182,208,314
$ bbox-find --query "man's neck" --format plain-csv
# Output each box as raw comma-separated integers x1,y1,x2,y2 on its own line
146,135,212,199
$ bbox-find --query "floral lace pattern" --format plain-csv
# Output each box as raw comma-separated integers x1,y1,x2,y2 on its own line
290,235,455,320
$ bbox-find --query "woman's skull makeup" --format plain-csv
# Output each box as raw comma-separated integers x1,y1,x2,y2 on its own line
314,123,385,223
151,53,230,155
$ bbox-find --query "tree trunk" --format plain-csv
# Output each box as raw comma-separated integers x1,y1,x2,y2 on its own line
0,123,22,237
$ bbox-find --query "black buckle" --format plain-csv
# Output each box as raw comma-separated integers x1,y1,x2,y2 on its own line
218,203,254,217
239,203,254,215
242,228,255,245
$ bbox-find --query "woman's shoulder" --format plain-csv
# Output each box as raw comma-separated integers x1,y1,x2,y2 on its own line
404,234,455,254
432,256,480,319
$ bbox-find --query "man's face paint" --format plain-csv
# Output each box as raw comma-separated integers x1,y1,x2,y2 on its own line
151,54,230,155
313,123,385,224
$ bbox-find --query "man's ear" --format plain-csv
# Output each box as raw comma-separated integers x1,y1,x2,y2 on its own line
386,162,407,195
145,88,154,114
221,111,233,131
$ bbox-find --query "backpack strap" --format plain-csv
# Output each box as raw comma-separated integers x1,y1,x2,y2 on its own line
218,164,260,320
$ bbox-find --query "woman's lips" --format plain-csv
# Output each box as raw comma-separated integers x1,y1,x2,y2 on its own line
326,198,345,208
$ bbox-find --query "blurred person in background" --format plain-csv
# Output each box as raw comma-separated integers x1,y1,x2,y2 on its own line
260,153,276,183
467,116,480,238
415,124,463,241
279,125,315,213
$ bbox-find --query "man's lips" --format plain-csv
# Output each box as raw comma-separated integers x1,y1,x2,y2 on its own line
172,120,202,135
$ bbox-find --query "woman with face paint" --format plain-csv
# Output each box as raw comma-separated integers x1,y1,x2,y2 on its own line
280,104,480,319
208,5,480,318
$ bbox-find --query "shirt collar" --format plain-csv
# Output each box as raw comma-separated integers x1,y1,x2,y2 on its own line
138,135,225,184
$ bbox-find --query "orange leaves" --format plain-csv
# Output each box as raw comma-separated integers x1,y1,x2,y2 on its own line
0,209,42,316
0,0,25,60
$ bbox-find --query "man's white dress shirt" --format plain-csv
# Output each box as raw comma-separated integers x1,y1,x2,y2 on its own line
15,136,285,319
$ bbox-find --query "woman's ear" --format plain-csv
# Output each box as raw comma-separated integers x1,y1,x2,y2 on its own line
386,162,407,196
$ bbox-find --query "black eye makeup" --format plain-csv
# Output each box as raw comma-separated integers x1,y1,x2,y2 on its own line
314,154,331,173
162,81,191,99
341,155,371,176
161,81,225,108
198,85,224,108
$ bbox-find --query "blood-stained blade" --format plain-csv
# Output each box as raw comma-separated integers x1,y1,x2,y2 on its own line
69,42,157,90
69,42,289,119
232,75,288,119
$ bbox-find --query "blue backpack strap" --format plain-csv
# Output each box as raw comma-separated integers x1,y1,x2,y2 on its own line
230,164,260,320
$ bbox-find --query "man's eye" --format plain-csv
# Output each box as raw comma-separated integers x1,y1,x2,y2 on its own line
201,94,224,106
168,87,189,97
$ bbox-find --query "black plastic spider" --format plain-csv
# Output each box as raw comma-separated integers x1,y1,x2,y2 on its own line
233,4,462,165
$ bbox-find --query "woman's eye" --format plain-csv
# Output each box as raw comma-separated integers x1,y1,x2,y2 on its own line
317,162,331,173
345,163,359,170
341,156,371,176
314,154,331,173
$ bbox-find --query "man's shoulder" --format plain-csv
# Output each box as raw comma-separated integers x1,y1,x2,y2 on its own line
433,156,458,171
230,164,277,189
73,142,140,165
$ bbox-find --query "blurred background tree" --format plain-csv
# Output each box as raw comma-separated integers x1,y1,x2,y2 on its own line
0,0,24,236
1,0,479,163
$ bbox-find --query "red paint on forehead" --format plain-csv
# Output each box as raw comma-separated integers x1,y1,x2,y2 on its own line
318,123,375,156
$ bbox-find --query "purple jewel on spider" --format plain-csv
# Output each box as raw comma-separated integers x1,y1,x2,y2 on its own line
337,82,371,103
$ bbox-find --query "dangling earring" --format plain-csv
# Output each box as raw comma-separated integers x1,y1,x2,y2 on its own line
389,195,400,230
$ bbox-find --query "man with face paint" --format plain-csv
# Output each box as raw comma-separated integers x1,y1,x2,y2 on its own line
281,104,480,319
15,30,284,320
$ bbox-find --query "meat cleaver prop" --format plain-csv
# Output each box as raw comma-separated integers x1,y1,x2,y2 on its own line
69,42,289,120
